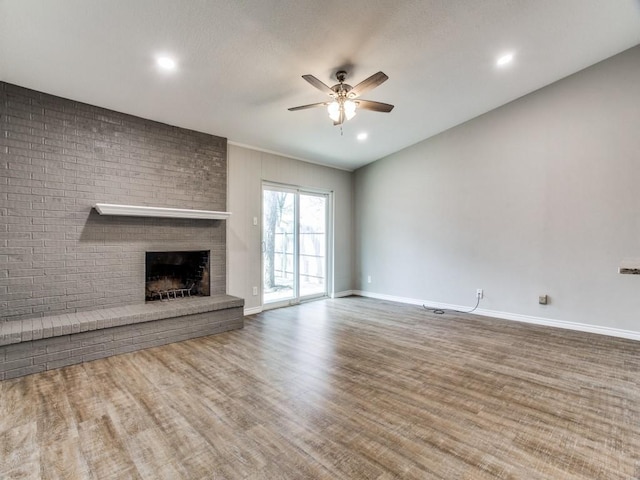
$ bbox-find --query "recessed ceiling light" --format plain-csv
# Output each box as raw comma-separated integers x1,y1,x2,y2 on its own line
496,53,514,67
157,56,176,70
357,132,368,141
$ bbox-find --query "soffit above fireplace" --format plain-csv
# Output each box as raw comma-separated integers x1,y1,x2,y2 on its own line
94,203,231,220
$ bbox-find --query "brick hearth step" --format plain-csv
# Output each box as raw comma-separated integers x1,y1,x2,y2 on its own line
0,295,244,380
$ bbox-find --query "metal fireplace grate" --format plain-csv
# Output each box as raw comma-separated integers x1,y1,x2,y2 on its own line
145,251,210,302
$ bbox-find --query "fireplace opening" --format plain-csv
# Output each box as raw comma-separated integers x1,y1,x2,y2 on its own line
145,251,210,302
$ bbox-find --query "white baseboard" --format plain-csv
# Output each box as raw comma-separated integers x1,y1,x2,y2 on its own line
245,291,352,315
331,290,356,299
353,290,427,306
352,290,640,342
243,306,263,316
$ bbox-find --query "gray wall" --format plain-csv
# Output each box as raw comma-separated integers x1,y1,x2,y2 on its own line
355,45,640,332
0,83,228,322
227,144,354,310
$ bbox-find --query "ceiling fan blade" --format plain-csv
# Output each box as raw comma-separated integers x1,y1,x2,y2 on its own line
356,99,394,112
288,102,328,111
333,109,345,126
349,71,388,98
302,75,335,95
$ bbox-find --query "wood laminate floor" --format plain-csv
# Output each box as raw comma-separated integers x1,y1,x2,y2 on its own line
1,296,639,479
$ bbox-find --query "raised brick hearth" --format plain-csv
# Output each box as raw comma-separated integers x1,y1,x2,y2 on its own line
0,295,243,380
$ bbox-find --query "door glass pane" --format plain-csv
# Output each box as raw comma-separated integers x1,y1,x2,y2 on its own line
263,190,295,303
299,194,326,297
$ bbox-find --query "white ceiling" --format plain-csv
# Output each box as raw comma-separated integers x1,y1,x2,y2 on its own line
1,1,640,171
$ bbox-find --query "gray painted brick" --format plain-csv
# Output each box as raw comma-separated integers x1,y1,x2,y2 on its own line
50,317,63,337
111,338,133,349
5,343,46,361
114,344,140,355
33,350,71,365
0,302,243,378
71,344,105,358
46,357,79,370
46,341,80,354
1,357,33,372
21,319,33,341
41,318,53,338
1,82,227,322
82,350,115,363
5,365,45,379
80,331,115,346
1,81,242,380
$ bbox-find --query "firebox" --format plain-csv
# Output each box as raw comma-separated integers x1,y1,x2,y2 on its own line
145,251,210,301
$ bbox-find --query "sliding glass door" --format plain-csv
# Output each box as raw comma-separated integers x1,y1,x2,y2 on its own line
263,187,296,303
262,184,330,306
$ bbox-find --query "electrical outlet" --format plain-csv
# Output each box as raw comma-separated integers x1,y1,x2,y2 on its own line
539,294,548,305
252,286,258,296
476,289,483,299
367,275,372,284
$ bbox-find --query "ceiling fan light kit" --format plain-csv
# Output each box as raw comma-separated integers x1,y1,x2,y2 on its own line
328,99,357,122
289,70,394,126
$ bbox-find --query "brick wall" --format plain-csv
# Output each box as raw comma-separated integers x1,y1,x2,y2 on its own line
0,82,228,322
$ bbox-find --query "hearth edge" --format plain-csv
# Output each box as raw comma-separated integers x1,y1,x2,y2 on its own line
0,295,243,346
0,295,244,380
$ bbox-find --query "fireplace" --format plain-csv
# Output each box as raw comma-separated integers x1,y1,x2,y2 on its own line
145,251,210,301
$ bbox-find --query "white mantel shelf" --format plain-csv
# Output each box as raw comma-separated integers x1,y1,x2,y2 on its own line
93,203,231,220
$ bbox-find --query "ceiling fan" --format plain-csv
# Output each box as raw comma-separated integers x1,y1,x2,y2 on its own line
288,70,394,126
